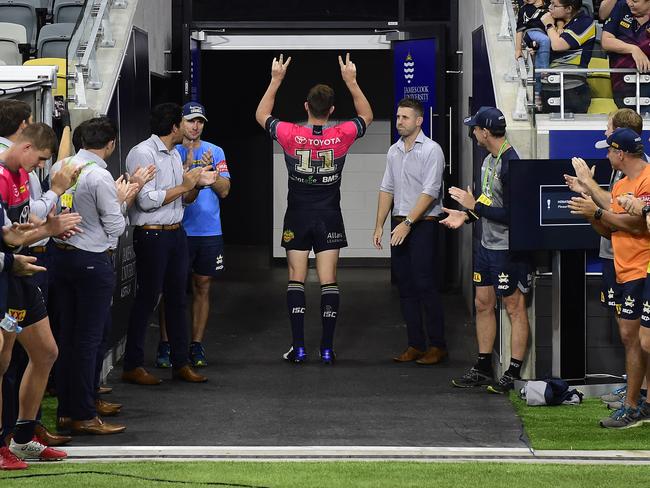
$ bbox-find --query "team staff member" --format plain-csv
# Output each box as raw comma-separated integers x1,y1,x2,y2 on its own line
51,117,136,435
255,53,373,364
568,128,650,429
373,98,446,365
156,102,230,369
0,99,78,450
0,123,82,466
441,107,532,394
122,103,216,385
564,109,649,409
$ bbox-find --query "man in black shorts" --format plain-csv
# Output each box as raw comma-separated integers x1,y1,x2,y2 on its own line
255,53,373,363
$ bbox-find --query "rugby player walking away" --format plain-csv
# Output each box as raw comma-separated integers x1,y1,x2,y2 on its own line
256,53,373,364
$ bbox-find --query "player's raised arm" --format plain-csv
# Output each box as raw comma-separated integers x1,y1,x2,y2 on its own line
338,53,373,128
255,54,292,129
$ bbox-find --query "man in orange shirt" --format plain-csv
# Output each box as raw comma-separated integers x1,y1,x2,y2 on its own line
569,127,650,429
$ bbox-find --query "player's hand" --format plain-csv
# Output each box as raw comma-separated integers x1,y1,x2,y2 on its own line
130,164,156,189
617,194,645,217
11,254,46,277
390,222,411,246
448,186,476,210
44,207,82,238
200,149,213,166
440,207,469,229
373,226,383,250
182,166,203,190
568,194,598,218
51,161,81,196
339,53,357,84
2,222,36,247
197,167,217,187
271,54,291,82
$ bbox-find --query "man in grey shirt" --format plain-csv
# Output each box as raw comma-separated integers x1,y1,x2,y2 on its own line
121,103,215,386
374,98,447,365
442,106,532,394
50,117,134,436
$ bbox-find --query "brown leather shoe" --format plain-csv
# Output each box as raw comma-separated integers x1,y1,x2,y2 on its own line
97,385,113,395
96,399,122,417
34,423,72,446
57,416,72,431
172,365,208,383
121,367,162,385
70,416,126,435
393,346,426,362
415,346,448,365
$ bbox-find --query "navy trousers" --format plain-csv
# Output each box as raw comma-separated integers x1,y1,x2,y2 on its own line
391,220,446,350
124,227,190,370
54,247,115,420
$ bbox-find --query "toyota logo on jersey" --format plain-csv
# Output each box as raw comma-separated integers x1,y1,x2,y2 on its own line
295,136,307,144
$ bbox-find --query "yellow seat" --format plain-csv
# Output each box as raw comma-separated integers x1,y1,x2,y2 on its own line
588,97,618,114
23,57,66,97
587,55,613,99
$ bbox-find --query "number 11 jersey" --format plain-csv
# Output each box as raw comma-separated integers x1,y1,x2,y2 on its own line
266,116,366,211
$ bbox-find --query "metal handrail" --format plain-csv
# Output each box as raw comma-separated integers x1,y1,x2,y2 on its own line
537,67,647,117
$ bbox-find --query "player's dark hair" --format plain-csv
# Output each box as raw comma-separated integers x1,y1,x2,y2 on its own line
397,98,424,118
307,84,335,119
81,117,118,150
150,102,182,136
72,119,91,153
16,122,57,154
0,99,32,137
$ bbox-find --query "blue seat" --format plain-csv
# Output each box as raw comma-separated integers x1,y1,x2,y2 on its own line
0,1,38,48
53,0,83,24
37,22,75,58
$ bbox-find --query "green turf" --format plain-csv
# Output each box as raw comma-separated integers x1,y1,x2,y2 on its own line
510,393,650,450
1,462,649,488
40,395,57,433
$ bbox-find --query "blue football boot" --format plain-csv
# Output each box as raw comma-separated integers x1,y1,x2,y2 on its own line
320,348,336,365
283,346,307,363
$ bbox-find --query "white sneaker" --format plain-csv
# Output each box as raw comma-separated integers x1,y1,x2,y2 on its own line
9,438,67,461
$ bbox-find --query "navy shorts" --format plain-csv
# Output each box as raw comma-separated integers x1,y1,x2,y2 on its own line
616,278,645,320
187,235,224,277
600,258,622,310
7,275,48,328
281,209,348,253
473,244,532,297
639,275,650,328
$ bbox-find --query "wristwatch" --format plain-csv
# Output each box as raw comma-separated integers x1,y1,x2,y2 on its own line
594,208,603,220
545,23,554,30
403,217,414,227
642,205,650,218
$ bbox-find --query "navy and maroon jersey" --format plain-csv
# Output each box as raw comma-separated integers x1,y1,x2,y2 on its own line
266,116,366,211
0,163,30,225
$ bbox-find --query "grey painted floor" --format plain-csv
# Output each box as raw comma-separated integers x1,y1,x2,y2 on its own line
70,246,526,448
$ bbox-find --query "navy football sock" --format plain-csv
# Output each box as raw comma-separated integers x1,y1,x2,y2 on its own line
287,281,305,348
320,283,340,350
13,419,37,444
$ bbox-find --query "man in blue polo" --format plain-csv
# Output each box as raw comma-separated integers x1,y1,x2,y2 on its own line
156,102,230,368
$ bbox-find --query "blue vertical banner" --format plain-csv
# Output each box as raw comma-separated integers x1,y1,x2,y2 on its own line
190,38,200,102
393,38,438,143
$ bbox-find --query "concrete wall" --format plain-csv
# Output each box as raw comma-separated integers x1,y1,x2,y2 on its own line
132,0,172,76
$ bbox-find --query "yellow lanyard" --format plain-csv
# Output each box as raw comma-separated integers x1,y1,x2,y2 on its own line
482,140,509,198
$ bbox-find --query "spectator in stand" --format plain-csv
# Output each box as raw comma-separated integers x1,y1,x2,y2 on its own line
515,0,551,109
540,0,596,114
599,0,627,21
602,0,650,111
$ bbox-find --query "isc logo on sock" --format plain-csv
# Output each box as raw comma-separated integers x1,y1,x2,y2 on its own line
323,311,337,318
292,307,305,314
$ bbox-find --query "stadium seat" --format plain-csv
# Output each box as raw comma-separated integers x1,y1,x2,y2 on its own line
37,22,75,58
587,97,618,115
24,57,66,97
0,22,27,65
52,0,84,24
0,1,38,48
586,51,613,99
